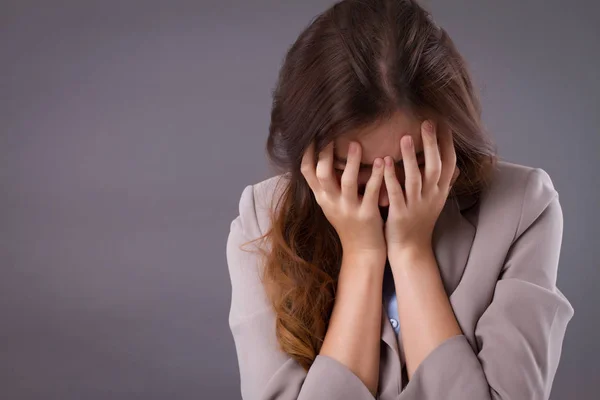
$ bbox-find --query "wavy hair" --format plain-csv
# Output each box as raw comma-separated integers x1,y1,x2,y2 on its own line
245,0,497,371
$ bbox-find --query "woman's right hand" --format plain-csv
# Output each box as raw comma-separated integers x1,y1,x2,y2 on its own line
301,140,387,261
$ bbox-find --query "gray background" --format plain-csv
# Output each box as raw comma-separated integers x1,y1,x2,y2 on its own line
0,0,598,399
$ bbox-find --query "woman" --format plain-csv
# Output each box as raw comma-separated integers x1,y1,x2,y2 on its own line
226,0,573,399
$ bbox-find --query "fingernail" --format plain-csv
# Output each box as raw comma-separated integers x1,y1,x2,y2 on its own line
385,156,393,166
374,158,383,168
403,135,413,148
425,121,433,132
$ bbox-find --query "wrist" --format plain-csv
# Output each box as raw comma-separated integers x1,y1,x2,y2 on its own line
340,251,386,277
342,248,387,265
388,244,432,266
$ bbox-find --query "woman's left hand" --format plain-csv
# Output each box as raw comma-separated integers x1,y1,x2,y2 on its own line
383,120,459,259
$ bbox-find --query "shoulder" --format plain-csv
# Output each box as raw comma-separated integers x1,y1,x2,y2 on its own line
234,161,561,240
479,160,561,239
227,174,290,326
484,160,558,203
233,174,290,238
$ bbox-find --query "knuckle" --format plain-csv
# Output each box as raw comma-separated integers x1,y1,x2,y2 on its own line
357,210,373,222
388,187,401,195
315,169,329,181
340,174,354,185
372,168,384,178
300,163,311,173
340,181,354,191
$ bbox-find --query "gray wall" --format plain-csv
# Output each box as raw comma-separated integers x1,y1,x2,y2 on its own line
0,0,597,399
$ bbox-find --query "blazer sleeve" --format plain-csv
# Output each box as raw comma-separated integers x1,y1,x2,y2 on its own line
226,185,377,400
399,168,574,400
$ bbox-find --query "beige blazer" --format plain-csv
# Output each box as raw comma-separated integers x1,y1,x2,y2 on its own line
226,160,574,400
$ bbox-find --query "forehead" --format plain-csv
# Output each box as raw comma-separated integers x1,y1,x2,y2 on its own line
333,111,424,163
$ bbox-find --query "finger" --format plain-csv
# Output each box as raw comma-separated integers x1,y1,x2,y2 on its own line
401,134,421,202
315,141,339,194
300,141,321,192
384,156,406,210
340,142,361,202
362,157,384,206
438,124,457,189
422,120,442,187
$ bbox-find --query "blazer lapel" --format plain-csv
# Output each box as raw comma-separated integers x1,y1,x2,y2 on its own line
431,193,477,297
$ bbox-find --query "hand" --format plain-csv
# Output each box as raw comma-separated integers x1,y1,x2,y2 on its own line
383,120,460,259
301,140,386,261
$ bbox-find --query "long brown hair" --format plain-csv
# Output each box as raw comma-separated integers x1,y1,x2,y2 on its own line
247,0,497,371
